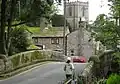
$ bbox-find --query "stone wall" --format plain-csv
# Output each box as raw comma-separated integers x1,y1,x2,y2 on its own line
67,30,94,60
81,61,94,84
0,50,64,74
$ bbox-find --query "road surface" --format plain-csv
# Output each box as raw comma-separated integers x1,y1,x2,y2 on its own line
0,62,87,84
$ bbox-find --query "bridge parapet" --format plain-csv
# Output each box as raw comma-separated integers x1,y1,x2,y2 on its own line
0,50,64,75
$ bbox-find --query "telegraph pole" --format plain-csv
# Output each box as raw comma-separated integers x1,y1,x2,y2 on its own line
78,17,84,56
63,0,67,56
74,4,75,31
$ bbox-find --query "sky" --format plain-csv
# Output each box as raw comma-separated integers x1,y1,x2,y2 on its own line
57,0,110,22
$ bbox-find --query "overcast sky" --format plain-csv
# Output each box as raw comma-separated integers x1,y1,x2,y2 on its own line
57,0,110,21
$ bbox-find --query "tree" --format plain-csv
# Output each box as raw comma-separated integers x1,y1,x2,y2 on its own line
52,14,65,27
89,0,120,75
9,26,32,55
90,14,119,49
0,0,7,55
0,0,59,55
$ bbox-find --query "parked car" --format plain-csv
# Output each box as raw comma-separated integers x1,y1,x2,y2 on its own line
71,56,87,63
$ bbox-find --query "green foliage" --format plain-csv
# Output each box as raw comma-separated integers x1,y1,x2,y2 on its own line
90,14,118,49
22,25,41,34
108,0,120,17
0,0,59,55
89,1,120,78
27,44,40,50
9,25,32,55
107,74,120,84
52,14,65,27
110,52,120,72
16,0,55,22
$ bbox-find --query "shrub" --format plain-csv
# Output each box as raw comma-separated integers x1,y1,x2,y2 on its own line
9,25,32,55
111,52,120,73
107,74,120,84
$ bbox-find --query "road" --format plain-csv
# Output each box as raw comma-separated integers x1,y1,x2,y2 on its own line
0,62,87,84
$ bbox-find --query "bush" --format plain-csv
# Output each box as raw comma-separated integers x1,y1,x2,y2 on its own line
111,52,120,73
9,25,32,55
107,74,120,84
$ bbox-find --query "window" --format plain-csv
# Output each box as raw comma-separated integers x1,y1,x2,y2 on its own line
69,6,72,16
51,38,59,44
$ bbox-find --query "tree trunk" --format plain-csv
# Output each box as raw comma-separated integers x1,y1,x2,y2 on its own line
0,0,7,55
7,0,17,55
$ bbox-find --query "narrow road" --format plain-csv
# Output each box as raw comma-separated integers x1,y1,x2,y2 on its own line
0,62,87,84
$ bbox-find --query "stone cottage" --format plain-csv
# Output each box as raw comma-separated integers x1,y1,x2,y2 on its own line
32,27,69,51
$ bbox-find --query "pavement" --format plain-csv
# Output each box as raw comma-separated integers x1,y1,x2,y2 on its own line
0,62,87,84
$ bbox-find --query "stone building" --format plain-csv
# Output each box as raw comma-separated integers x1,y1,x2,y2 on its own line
66,1,89,31
66,1,90,57
32,27,69,51
32,36,65,51
67,30,94,59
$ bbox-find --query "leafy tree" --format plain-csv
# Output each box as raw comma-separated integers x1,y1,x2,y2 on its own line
52,14,65,27
90,14,119,49
111,52,120,73
89,0,120,77
9,25,32,55
0,0,7,55
108,0,120,17
0,0,60,55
